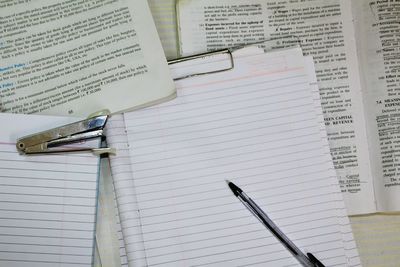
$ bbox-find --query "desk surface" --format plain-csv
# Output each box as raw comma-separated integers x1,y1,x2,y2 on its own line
350,215,400,266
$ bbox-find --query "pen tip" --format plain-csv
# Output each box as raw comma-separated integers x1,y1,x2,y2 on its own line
226,180,242,197
307,252,325,267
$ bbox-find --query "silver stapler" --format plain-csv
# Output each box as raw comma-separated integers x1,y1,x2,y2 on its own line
16,114,114,155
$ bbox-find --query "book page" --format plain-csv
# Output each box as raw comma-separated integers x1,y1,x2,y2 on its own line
108,47,360,266
351,0,400,212
305,55,360,265
176,0,374,215
148,0,179,60
0,113,100,266
0,0,175,116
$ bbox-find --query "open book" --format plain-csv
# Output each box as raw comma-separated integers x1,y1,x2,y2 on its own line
105,47,360,266
0,113,100,266
147,0,179,60
0,0,175,116
175,0,400,215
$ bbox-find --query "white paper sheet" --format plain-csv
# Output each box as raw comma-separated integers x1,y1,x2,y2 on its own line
108,47,360,266
0,114,99,267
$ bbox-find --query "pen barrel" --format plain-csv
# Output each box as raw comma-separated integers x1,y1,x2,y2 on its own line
238,193,315,267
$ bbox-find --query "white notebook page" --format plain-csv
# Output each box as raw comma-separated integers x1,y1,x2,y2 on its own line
108,48,360,266
0,114,99,267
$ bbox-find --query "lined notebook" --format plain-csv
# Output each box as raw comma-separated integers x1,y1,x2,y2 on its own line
0,114,100,267
106,47,360,266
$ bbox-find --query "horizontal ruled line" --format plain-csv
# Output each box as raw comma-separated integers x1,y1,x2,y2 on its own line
0,241,91,248
0,192,96,199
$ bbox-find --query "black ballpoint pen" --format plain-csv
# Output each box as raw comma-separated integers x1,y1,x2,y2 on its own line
226,180,326,267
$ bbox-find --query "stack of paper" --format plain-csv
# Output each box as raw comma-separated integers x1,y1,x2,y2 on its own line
2,0,398,265
105,47,360,266
175,0,400,217
0,114,100,267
